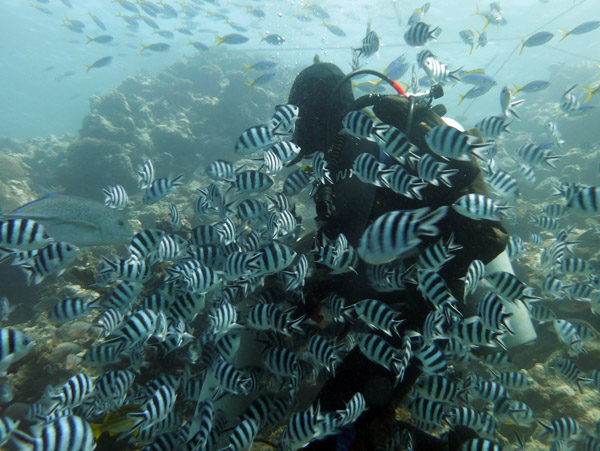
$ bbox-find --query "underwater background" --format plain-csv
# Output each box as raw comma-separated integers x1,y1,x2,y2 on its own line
0,0,599,450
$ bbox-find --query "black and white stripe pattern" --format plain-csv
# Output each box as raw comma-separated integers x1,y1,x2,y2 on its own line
414,153,457,187
103,184,128,210
48,373,94,409
474,116,510,139
382,165,426,199
48,297,97,324
10,415,95,451
515,143,560,169
478,292,512,333
353,299,403,336
450,317,505,349
306,335,339,375
270,104,299,134
462,259,485,296
20,242,79,286
143,174,184,205
283,404,321,449
0,218,53,250
208,301,238,336
212,357,250,395
234,125,279,155
566,186,600,214
404,21,440,46
136,159,155,189
128,228,165,262
283,168,311,196
206,159,235,181
358,207,448,265
342,111,377,140
222,418,259,451
352,153,387,187
452,193,512,221
229,170,274,194
104,281,142,312
249,242,296,275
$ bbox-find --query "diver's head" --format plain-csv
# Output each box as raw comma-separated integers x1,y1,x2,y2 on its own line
289,63,354,158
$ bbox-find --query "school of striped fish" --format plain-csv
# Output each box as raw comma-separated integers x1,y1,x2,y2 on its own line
1,0,600,451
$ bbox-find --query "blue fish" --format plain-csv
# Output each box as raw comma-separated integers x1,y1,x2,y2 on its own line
3,194,132,246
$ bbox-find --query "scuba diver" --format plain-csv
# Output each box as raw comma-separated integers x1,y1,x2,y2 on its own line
287,62,537,449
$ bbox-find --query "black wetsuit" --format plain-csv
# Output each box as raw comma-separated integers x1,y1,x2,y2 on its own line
288,64,508,450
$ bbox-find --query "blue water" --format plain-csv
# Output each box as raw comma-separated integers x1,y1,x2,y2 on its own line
0,0,597,139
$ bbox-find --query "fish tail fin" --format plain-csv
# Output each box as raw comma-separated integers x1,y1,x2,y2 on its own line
260,33,265,42
518,41,525,56
418,206,449,237
245,81,254,92
469,44,474,56
85,35,93,44
243,63,252,73
20,265,38,286
171,174,185,186
457,93,466,105
558,29,570,41
215,35,223,46
581,86,597,104
511,84,521,95
139,43,147,54
85,64,92,72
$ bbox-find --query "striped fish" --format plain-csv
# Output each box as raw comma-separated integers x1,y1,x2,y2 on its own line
229,170,273,194
128,228,165,262
425,125,494,161
282,404,322,449
452,194,512,221
342,110,389,141
234,125,283,155
352,299,404,337
135,159,155,190
379,126,418,161
0,218,53,250
474,116,511,139
48,297,101,324
143,174,184,205
550,358,591,393
206,159,236,181
462,259,485,296
10,415,95,451
358,206,448,265
103,184,128,210
270,104,299,135
537,417,582,441
0,328,35,373
566,186,600,215
47,373,94,410
404,22,440,46
514,143,560,169
486,271,537,302
128,385,177,431
19,242,79,286
382,165,427,199
478,292,513,333
283,168,311,196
